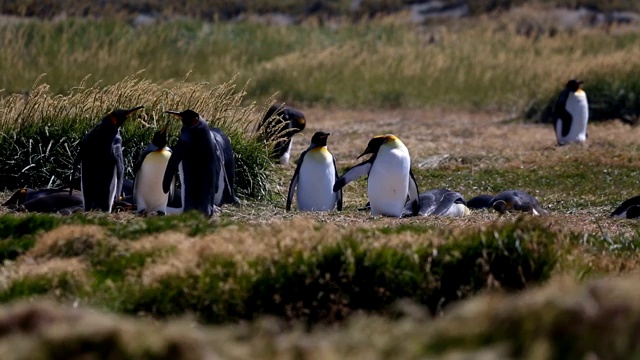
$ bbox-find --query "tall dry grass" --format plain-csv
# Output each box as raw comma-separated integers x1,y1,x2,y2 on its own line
1,15,639,115
0,72,275,197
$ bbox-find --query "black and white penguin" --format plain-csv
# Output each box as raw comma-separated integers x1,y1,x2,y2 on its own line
333,134,420,218
71,106,144,212
466,194,495,210
19,191,84,215
552,79,589,146
257,103,306,165
611,195,640,219
162,109,234,217
402,188,469,217
3,188,69,209
491,190,548,216
133,121,173,215
209,126,239,206
286,131,342,212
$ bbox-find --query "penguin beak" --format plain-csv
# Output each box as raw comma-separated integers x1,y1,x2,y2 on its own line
127,106,144,117
165,110,182,119
357,147,374,159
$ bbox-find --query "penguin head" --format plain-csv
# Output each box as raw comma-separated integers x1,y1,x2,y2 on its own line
151,120,170,148
310,131,330,148
565,79,584,92
285,108,306,133
492,199,511,213
165,109,202,128
105,106,144,127
357,134,399,159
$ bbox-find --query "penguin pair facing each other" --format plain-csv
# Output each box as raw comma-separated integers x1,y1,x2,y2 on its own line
286,131,342,212
162,109,238,217
71,106,144,212
334,134,420,218
552,79,589,146
258,103,306,165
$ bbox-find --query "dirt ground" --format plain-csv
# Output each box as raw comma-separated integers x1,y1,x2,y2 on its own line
2,108,640,237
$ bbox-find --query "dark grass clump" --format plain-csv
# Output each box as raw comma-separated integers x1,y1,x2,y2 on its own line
0,213,60,262
104,218,557,325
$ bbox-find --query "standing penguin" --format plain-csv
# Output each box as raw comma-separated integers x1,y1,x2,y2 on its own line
162,109,235,217
333,134,420,218
552,79,589,146
71,106,144,212
257,103,306,165
210,126,240,206
286,131,342,212
133,121,172,215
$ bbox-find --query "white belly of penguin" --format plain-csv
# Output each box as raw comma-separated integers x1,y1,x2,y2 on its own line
561,91,589,143
443,203,470,217
368,148,410,217
297,150,336,211
135,149,171,213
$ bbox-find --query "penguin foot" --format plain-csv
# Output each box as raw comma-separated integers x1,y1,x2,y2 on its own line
156,211,166,216
358,202,371,211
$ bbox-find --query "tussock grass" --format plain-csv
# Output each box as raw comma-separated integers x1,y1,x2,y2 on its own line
0,73,274,197
0,216,558,324
2,15,640,118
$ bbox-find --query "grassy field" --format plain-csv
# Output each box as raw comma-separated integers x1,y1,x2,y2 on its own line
2,6,640,359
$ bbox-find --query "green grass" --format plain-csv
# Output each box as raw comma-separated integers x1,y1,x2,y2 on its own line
2,18,640,121
0,214,558,324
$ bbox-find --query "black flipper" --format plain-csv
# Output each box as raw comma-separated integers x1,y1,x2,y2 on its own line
333,160,373,192
286,151,306,211
333,155,343,211
163,141,185,194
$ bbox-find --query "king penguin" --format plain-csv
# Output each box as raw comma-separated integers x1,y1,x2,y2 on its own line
258,103,306,165
286,131,342,212
333,134,420,218
71,106,144,212
162,109,233,217
402,188,469,217
552,79,589,146
491,190,548,216
133,120,173,215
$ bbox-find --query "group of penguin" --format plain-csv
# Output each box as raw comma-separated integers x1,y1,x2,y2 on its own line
4,107,240,217
3,79,640,219
285,130,550,218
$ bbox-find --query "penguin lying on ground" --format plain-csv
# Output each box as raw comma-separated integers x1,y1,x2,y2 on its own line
466,194,495,210
133,121,174,215
334,134,420,218
17,191,84,214
402,188,469,217
163,109,236,217
286,131,342,212
3,188,69,209
71,106,144,212
257,103,306,165
553,79,589,146
490,190,548,215
611,195,640,219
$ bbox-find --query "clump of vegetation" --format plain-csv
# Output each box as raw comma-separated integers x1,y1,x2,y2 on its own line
0,73,275,199
0,216,558,325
